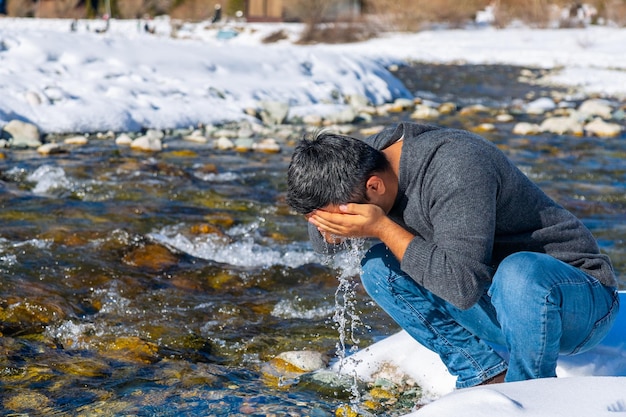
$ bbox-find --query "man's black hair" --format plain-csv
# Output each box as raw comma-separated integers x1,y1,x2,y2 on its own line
286,131,391,214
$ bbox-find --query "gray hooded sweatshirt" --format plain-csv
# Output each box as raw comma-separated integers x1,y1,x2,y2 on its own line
309,122,616,309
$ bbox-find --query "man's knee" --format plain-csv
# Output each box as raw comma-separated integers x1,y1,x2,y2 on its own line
490,252,553,305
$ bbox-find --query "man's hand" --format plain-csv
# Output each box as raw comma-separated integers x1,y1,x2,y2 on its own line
307,203,415,260
308,203,386,239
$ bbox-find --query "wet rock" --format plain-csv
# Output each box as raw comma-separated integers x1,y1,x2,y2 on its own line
275,350,329,372
212,128,238,138
101,336,159,363
513,122,541,135
298,369,365,400
122,243,179,271
584,117,623,137
578,98,614,119
393,98,415,110
253,138,281,153
410,104,439,119
359,125,385,136
438,102,457,114
496,113,514,123
183,129,208,143
131,132,163,152
115,133,133,145
459,104,491,115
473,123,496,133
0,298,67,334
540,116,584,135
215,136,235,150
2,120,42,148
3,390,52,413
234,137,254,152
37,142,64,155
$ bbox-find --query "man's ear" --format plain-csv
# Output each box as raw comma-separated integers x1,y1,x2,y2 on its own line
365,175,386,197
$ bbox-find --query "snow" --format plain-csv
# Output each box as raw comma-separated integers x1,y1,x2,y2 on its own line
1,15,625,416
1,17,626,134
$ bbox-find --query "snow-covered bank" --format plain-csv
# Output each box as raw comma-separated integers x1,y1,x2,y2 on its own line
1,18,626,134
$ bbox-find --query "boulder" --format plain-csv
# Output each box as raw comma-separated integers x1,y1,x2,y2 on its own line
513,122,541,135
2,120,42,148
131,134,162,152
525,97,556,115
584,118,623,137
578,99,613,119
410,104,440,119
115,133,133,146
540,116,584,135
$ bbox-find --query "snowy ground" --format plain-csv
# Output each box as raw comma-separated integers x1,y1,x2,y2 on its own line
1,17,625,134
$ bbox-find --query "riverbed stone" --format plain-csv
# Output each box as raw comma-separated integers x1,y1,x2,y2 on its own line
64,135,89,145
215,136,235,150
2,120,42,148
275,350,329,372
578,98,614,119
513,122,541,135
37,142,64,155
115,133,133,145
253,138,281,153
410,104,439,119
122,243,179,271
496,113,515,123
131,134,163,152
525,97,556,115
438,102,457,114
234,137,254,152
183,129,208,143
584,117,623,137
540,116,584,135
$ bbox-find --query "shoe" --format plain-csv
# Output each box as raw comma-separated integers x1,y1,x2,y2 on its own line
479,371,506,385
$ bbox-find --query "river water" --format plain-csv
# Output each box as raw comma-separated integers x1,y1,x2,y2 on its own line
0,64,624,416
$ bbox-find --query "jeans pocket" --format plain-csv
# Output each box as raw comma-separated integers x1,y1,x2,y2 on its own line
570,290,620,355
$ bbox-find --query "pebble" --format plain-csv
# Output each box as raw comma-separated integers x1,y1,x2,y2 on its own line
540,116,584,135
64,135,89,145
37,142,64,155
584,117,623,137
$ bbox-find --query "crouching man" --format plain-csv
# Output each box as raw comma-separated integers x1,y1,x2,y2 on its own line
286,122,619,388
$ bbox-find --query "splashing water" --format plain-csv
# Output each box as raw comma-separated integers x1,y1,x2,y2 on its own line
330,238,368,407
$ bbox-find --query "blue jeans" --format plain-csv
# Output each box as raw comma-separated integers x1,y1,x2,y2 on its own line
360,244,620,388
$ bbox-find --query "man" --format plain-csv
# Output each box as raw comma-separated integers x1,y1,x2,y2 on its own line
286,122,619,388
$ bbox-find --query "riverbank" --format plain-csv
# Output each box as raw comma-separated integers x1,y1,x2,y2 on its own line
1,17,626,137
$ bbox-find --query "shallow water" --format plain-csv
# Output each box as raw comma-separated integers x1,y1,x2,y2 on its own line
0,64,624,416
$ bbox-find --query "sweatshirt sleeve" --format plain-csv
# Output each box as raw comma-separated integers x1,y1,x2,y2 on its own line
400,141,499,309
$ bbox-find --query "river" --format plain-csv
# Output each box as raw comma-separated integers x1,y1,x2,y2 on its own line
0,63,624,416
